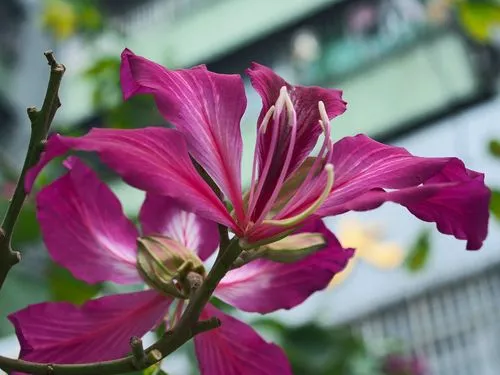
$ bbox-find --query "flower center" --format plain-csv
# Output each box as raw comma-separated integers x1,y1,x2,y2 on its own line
248,99,335,234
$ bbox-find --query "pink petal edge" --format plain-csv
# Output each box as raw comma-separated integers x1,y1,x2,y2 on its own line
9,290,171,373
318,134,490,250
194,304,292,375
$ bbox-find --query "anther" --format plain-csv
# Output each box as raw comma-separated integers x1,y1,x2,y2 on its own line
318,101,329,127
273,86,288,117
259,105,275,134
284,91,295,127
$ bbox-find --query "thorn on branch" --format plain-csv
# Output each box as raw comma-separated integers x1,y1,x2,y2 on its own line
37,140,47,156
44,50,65,73
27,106,39,122
130,336,146,369
10,250,21,266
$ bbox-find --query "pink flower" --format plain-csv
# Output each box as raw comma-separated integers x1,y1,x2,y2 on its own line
10,157,353,374
25,49,490,249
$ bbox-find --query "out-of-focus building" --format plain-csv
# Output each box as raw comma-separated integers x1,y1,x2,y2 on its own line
0,0,26,150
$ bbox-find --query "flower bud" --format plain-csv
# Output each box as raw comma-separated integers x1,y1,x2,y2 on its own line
136,236,205,298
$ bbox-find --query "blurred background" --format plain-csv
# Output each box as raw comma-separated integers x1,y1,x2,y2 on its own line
0,0,500,374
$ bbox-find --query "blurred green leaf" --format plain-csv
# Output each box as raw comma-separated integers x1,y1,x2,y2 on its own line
491,189,500,221
41,0,77,40
107,96,161,129
84,57,120,77
209,296,236,314
252,317,287,335
404,230,431,272
77,2,103,32
264,322,369,375
143,364,168,375
0,200,40,245
47,262,102,304
488,139,500,158
458,1,500,42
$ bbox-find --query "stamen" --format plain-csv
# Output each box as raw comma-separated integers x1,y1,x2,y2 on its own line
274,87,288,117
279,118,331,217
318,101,333,152
247,87,288,218
284,91,295,126
266,100,335,223
259,105,275,134
253,87,297,224
247,106,276,221
263,163,334,227
318,101,329,128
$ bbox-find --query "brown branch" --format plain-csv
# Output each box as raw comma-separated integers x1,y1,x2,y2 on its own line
0,51,65,291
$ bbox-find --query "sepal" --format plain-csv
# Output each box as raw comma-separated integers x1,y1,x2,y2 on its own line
234,232,325,267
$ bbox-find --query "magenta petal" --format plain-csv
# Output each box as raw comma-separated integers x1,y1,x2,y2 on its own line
194,304,292,375
27,127,234,228
247,62,346,177
405,160,489,250
327,161,489,250
318,135,490,250
215,219,354,313
37,157,140,284
9,290,171,369
121,49,246,222
139,194,219,260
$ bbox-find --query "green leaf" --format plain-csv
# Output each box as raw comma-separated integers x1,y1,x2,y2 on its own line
47,262,102,304
84,56,120,77
12,203,41,245
142,365,168,375
404,230,431,272
491,189,500,221
209,296,236,314
0,199,40,245
458,1,500,42
488,139,500,158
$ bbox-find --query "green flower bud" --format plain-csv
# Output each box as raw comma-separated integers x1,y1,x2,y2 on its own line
136,236,205,298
